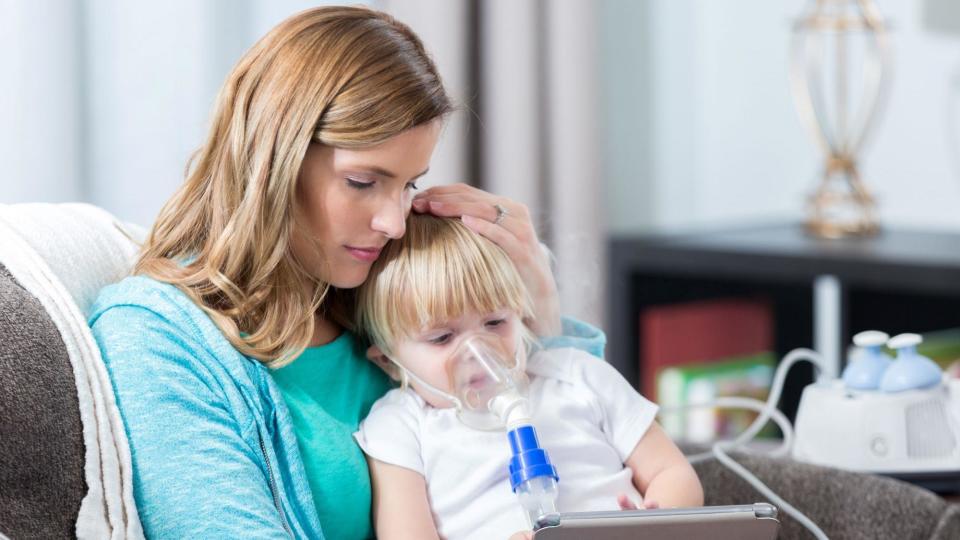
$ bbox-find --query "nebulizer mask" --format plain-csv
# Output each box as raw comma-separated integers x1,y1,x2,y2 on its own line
398,332,531,430
392,331,561,529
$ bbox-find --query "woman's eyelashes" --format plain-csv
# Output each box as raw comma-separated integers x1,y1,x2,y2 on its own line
345,176,374,190
344,175,419,191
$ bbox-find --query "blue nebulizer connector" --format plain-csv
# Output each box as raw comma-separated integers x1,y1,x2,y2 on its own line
507,425,559,529
842,330,891,390
879,333,943,392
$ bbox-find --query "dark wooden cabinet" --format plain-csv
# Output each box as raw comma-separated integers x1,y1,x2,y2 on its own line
607,223,960,419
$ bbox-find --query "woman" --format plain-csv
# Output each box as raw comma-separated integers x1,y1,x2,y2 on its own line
90,6,604,539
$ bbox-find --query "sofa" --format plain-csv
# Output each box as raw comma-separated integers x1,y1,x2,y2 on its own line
0,263,87,539
0,203,143,539
1,202,958,539
687,446,960,539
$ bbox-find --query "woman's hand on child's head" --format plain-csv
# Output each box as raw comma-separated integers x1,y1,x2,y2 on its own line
412,183,561,336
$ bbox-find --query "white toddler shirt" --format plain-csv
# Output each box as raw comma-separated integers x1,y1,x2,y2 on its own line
354,347,659,540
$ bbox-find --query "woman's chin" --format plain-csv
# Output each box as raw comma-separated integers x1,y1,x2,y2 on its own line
325,267,372,289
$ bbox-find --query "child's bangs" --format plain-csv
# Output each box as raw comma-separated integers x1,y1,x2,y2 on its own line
384,217,530,340
358,215,534,352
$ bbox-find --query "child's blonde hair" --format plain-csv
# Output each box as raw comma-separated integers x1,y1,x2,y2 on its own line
357,214,535,356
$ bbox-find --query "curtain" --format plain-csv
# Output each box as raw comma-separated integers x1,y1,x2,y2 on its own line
378,0,604,325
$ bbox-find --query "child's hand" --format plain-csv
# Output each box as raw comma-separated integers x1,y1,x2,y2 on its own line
508,531,533,540
617,494,659,510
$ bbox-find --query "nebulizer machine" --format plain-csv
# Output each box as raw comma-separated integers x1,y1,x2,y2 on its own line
398,333,560,529
793,331,960,476
668,330,960,540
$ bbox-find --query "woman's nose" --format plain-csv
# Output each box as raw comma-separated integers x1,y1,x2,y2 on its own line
371,198,407,239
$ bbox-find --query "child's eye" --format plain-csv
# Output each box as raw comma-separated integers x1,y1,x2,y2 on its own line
405,181,419,191
346,177,375,190
485,318,506,329
428,333,452,345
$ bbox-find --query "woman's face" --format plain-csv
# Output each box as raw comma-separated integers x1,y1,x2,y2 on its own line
293,121,441,288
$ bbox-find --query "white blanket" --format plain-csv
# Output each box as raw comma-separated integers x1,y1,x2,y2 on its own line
0,203,144,540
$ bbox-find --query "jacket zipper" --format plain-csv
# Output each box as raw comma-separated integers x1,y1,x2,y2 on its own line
259,430,294,537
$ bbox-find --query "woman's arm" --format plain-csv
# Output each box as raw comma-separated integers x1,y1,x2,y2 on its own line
366,456,440,540
92,305,298,539
539,317,606,359
624,422,704,508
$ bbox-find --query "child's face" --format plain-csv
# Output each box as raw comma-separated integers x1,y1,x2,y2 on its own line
387,309,524,409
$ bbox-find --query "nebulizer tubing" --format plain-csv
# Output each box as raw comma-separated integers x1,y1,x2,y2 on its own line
662,396,795,462
658,348,830,540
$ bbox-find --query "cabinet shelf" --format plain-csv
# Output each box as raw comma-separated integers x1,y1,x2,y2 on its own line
607,222,960,419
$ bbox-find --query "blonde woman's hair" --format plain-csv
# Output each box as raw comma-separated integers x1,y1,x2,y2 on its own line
356,214,535,357
135,6,452,367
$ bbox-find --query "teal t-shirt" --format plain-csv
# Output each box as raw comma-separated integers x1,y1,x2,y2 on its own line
271,331,393,540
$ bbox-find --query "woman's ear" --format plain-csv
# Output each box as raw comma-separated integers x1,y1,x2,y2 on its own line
366,345,401,381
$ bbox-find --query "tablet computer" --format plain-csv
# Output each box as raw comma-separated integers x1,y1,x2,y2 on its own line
532,503,780,540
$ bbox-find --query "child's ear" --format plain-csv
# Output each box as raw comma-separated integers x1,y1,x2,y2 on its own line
366,345,401,381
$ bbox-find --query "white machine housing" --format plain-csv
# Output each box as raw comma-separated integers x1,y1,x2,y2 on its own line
792,377,960,474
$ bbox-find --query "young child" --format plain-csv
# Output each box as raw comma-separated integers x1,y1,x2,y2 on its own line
354,215,703,540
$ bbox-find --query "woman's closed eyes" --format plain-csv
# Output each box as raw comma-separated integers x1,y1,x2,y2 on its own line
345,176,419,191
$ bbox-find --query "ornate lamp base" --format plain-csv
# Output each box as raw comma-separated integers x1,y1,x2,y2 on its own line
791,0,889,240
805,212,880,239
805,155,880,239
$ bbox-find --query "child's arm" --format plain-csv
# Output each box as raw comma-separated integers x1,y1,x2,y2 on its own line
624,422,704,508
367,456,441,540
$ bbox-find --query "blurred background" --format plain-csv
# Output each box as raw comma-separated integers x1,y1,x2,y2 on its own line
5,1,960,420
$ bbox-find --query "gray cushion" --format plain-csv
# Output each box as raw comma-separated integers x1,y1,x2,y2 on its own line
0,263,86,539
690,448,960,539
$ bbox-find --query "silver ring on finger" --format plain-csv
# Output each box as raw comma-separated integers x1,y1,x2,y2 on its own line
493,203,509,225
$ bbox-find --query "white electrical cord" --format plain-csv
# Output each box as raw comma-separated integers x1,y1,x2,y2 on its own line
662,396,795,463
657,348,831,540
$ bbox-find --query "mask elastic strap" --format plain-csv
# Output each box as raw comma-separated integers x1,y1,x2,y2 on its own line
391,359,465,409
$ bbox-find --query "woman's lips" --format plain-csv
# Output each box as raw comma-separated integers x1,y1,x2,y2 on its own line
345,246,382,262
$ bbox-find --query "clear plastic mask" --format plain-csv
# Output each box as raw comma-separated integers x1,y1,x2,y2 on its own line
396,333,529,431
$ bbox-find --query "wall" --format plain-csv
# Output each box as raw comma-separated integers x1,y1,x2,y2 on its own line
0,1,471,227
603,0,960,233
